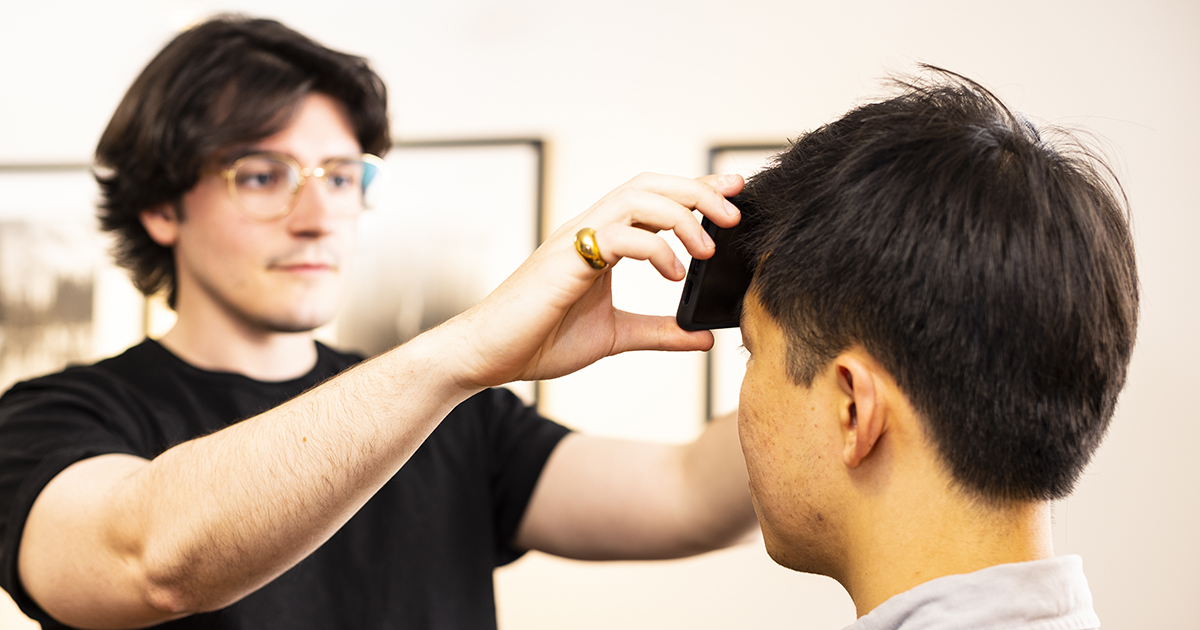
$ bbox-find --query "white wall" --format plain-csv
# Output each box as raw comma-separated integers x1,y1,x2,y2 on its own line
1,1,1196,628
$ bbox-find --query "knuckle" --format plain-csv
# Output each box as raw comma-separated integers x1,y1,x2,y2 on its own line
612,187,641,208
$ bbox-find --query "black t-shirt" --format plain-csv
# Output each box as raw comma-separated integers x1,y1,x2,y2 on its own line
0,339,570,629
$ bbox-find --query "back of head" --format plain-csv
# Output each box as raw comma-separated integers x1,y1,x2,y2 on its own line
740,66,1139,504
95,14,390,305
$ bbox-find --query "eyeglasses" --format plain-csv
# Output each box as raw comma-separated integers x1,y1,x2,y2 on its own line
212,152,387,221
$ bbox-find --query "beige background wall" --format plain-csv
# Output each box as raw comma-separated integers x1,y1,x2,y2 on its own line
1,1,1196,628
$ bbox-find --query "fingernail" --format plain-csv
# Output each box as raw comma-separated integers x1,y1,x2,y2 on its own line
703,230,715,249
724,199,740,217
675,259,686,277
720,174,740,187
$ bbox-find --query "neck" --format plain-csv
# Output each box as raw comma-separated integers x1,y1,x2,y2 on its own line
840,483,1053,617
157,305,320,382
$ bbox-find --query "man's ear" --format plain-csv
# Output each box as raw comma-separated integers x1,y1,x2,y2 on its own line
140,203,180,247
836,352,886,468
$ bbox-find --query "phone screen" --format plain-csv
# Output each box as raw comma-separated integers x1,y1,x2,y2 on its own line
675,214,754,331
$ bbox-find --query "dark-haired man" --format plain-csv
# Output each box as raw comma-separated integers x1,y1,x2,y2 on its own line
734,70,1138,628
0,16,755,629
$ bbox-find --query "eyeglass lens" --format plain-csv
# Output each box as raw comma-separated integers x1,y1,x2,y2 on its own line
230,155,382,219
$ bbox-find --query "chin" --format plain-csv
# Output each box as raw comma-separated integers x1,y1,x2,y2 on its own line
757,510,841,578
260,286,345,333
273,316,336,334
760,526,801,571
267,320,327,334
256,304,339,334
763,535,835,577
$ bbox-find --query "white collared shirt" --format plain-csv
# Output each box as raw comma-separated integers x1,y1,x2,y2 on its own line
845,555,1100,630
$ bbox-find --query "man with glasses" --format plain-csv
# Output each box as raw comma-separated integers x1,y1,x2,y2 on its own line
0,16,755,629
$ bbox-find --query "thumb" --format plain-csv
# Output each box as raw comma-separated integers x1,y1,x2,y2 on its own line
611,311,716,355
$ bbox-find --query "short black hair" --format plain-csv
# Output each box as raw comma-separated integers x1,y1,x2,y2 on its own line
95,15,390,307
741,66,1139,504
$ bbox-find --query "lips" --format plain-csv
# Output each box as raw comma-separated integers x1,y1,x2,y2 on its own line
267,245,341,273
274,261,336,271
271,261,339,278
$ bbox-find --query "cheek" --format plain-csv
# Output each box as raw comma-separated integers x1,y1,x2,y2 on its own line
334,218,360,266
737,399,786,508
180,208,262,255
737,367,782,461
738,380,813,505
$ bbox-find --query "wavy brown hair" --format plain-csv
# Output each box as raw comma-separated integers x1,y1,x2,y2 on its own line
95,15,390,307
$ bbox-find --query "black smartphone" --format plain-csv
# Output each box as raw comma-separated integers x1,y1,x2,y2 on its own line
675,210,755,331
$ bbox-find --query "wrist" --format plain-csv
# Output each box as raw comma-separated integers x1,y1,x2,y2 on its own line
381,318,489,405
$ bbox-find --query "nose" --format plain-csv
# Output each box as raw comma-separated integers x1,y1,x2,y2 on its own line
285,177,341,237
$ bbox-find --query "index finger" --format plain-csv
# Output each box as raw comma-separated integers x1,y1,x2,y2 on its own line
694,173,746,229
615,172,743,229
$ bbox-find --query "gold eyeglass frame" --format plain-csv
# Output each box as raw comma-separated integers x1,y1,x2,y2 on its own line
212,151,387,221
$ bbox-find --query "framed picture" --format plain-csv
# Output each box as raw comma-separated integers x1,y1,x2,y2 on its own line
705,144,787,419
0,165,144,392
29,140,543,404
330,139,545,403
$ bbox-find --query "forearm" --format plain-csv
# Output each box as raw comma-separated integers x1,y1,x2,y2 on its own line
515,412,756,561
20,329,478,627
676,411,758,549
129,340,467,608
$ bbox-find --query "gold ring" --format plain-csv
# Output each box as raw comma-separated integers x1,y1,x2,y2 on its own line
573,227,607,270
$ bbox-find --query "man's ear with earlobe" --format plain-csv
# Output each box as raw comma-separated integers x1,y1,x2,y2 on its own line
837,352,886,468
140,203,180,247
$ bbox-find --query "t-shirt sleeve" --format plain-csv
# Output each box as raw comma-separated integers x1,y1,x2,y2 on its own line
474,387,571,566
0,371,146,622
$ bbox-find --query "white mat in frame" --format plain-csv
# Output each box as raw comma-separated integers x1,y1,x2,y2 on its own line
335,139,544,404
145,139,545,404
0,165,144,392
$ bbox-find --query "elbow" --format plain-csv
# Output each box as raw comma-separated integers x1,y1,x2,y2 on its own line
139,580,195,618
133,539,271,618
132,546,214,618
680,492,760,554
687,513,760,554
709,511,761,550
134,564,202,619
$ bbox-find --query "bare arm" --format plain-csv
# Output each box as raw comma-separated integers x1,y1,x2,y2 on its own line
514,412,756,560
17,173,744,629
19,333,470,628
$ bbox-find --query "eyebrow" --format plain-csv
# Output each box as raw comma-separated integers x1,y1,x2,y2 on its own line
213,146,268,166
214,149,368,169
